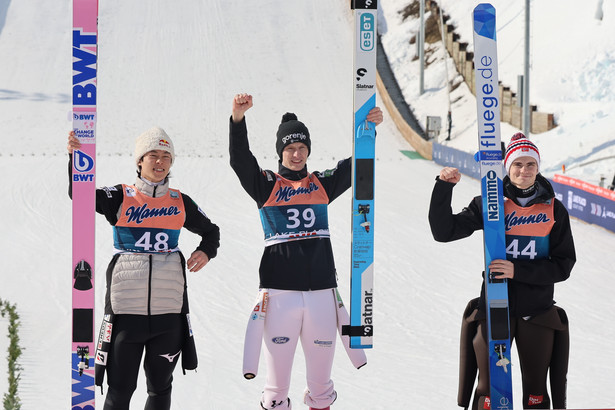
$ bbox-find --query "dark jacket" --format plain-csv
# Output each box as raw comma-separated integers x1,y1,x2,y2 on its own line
69,157,219,383
428,173,576,318
229,116,350,291
68,157,220,261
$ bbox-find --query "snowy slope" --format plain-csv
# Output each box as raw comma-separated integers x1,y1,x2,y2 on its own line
0,1,614,409
380,0,615,185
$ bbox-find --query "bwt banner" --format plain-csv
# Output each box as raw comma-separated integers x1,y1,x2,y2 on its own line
432,143,615,233
551,174,615,233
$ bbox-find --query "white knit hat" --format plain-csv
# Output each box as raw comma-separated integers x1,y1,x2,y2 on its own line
504,132,540,173
134,126,175,166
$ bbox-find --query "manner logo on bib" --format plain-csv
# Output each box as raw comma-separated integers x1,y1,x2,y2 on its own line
125,204,182,224
273,181,319,203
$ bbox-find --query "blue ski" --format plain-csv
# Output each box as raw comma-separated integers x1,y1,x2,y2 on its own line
345,0,377,349
472,4,513,408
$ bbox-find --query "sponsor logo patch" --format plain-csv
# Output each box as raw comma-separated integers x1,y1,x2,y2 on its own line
95,351,107,365
159,351,180,363
103,322,112,343
528,395,543,406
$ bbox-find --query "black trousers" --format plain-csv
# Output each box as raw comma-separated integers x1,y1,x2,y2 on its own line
103,314,184,410
471,307,565,410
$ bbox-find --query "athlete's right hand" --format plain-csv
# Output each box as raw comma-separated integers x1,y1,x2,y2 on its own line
439,167,461,184
67,131,81,154
232,93,253,123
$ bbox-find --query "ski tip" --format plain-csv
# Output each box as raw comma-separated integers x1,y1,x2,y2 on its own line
351,0,378,11
473,3,496,40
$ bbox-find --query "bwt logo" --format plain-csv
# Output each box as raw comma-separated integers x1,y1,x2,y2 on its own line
73,151,94,173
73,174,94,182
73,150,94,182
359,13,375,51
73,29,97,107
73,113,95,121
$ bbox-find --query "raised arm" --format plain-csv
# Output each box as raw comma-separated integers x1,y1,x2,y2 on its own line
232,93,253,123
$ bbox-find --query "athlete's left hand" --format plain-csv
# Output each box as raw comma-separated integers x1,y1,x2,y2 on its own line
187,250,210,272
489,259,514,279
367,107,384,126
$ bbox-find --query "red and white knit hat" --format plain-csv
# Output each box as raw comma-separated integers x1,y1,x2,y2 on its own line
504,132,540,173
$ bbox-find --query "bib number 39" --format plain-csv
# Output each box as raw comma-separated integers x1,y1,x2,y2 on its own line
286,208,316,229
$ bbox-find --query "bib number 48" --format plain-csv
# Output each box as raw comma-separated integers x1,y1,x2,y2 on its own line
135,231,170,252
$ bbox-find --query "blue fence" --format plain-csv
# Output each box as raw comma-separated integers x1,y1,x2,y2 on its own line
432,142,615,233
551,175,615,233
432,142,481,179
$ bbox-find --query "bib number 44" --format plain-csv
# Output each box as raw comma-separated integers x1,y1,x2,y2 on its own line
506,238,537,260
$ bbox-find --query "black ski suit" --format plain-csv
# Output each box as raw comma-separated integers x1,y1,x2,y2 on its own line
429,174,576,409
229,116,351,291
68,158,220,410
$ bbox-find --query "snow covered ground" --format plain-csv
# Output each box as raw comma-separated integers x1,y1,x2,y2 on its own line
0,0,613,409
380,0,615,185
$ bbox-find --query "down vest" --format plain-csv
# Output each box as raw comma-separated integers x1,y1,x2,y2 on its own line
68,161,220,315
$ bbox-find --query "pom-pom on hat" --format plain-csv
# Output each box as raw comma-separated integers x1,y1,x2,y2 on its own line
504,132,540,173
276,113,311,159
134,126,175,166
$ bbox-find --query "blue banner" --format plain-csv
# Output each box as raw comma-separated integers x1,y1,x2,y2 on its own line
433,142,481,179
551,176,615,233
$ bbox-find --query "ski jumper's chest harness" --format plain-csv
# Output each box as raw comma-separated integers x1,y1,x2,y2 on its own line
259,173,330,246
503,199,555,260
113,184,186,253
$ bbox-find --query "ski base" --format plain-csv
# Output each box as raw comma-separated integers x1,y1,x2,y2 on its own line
348,0,378,350
72,0,98,408
473,3,513,408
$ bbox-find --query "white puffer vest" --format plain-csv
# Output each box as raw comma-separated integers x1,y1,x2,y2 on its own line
109,178,185,315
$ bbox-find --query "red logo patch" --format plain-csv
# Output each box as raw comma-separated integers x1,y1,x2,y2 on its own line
528,394,544,406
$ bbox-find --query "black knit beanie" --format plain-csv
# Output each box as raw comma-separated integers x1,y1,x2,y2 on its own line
276,113,311,158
